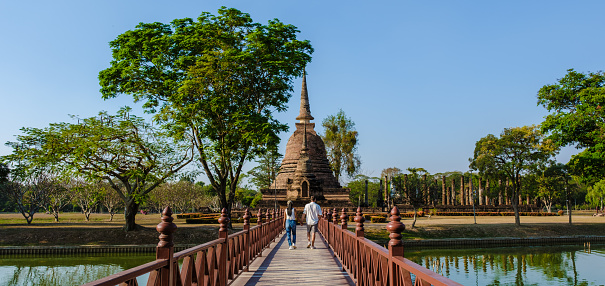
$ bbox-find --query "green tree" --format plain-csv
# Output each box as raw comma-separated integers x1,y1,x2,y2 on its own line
44,178,72,222
3,109,194,231
470,125,558,226
247,147,282,191
98,8,312,221
392,167,429,228
0,163,15,212
537,69,605,184
536,163,567,213
321,109,361,182
1,172,55,224
347,175,382,207
70,179,103,221
99,181,123,221
587,179,605,211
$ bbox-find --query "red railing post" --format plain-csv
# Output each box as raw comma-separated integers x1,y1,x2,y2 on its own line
257,209,263,257
155,207,177,286
272,209,277,242
218,208,230,286
340,208,348,230
332,208,337,251
243,208,251,271
266,209,272,245
354,207,365,282
326,209,332,245
387,206,407,286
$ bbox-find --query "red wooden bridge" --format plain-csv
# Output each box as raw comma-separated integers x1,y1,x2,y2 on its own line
82,207,462,286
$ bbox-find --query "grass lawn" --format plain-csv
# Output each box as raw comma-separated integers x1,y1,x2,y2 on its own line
354,210,605,245
1,211,604,247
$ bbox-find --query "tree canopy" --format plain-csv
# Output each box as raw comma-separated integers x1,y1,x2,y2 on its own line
321,109,361,182
98,7,313,218
469,125,558,225
537,69,605,184
2,108,194,230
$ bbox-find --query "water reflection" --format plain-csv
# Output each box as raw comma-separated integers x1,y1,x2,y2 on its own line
0,253,154,286
405,244,605,286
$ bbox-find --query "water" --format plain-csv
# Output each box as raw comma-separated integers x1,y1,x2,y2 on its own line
1,245,604,285
0,253,154,286
405,244,605,286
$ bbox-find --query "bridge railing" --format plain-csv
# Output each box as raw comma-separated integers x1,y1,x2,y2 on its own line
318,206,463,286
82,207,283,286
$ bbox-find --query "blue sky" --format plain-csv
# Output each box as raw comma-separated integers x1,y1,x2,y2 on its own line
1,1,604,183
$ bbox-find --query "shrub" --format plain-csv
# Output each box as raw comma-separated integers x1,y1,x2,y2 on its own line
558,210,564,216
417,211,424,217
370,216,386,223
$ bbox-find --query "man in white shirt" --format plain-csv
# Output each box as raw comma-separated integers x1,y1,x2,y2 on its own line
302,196,322,249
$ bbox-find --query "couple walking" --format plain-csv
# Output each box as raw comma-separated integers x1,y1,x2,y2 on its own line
283,196,322,250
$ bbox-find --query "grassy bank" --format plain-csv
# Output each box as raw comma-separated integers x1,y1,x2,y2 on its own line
1,211,604,247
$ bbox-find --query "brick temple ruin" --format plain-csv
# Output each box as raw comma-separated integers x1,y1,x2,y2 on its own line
258,74,352,209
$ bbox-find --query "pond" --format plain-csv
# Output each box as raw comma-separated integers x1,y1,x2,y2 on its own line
1,244,604,285
405,243,605,286
0,253,154,286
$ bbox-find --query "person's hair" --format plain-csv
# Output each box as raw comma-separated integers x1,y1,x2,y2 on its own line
287,200,294,216
311,196,316,202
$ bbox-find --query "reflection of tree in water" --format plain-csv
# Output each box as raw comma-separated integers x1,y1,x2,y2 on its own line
405,245,602,286
4,264,123,286
0,253,154,286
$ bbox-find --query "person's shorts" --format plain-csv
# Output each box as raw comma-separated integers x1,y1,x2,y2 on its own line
307,223,317,233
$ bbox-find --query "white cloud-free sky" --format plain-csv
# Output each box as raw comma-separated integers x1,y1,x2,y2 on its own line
1,1,603,182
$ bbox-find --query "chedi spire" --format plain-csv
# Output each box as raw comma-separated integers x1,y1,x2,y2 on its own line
296,72,314,123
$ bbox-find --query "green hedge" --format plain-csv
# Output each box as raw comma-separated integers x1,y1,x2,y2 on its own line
435,212,557,216
370,216,386,223
185,217,259,224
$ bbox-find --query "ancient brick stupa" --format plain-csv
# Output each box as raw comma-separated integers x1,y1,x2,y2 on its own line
259,74,351,208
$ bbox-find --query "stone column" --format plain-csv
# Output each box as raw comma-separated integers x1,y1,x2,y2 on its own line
498,179,503,206
442,176,446,205
451,178,456,205
460,176,465,206
478,178,483,205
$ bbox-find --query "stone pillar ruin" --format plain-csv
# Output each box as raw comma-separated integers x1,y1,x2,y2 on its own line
478,178,483,205
450,178,456,205
460,176,465,206
498,179,503,206
442,176,446,205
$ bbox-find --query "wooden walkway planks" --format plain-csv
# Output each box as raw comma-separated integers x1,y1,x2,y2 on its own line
231,225,355,286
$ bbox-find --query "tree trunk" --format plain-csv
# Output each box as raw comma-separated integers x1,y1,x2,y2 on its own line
123,198,140,231
545,200,552,213
567,200,572,225
513,179,520,226
412,207,417,228
52,211,59,222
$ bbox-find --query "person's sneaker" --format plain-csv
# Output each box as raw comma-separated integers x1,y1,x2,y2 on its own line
289,246,294,250
307,242,311,248
292,244,297,249
311,246,316,249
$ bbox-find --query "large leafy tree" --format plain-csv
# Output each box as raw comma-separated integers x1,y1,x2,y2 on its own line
470,125,558,226
537,69,605,184
321,109,361,183
2,109,194,230
98,8,312,219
